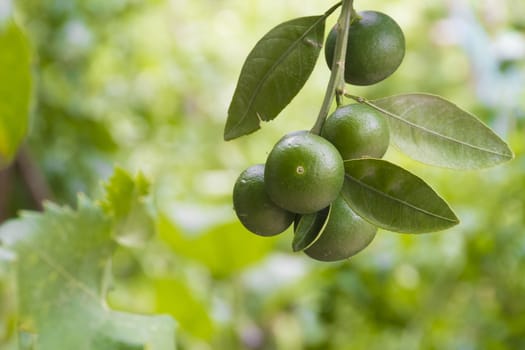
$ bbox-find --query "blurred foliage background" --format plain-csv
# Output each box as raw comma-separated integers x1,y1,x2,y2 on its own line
1,0,525,348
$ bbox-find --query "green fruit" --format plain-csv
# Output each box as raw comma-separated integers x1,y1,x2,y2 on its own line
324,10,405,86
304,195,377,261
322,103,390,160
265,131,344,214
233,164,295,236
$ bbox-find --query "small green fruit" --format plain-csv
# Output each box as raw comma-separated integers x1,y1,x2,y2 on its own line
233,164,295,236
265,131,344,214
324,10,405,86
322,103,390,160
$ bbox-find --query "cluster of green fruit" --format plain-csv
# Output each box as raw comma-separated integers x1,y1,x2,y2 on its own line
233,10,405,261
233,104,390,261
228,3,514,261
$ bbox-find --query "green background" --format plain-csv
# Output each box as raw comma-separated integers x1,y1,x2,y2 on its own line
1,0,524,348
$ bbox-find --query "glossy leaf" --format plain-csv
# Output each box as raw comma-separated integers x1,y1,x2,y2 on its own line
371,93,514,169
225,16,325,140
342,159,459,233
292,207,329,252
0,20,32,168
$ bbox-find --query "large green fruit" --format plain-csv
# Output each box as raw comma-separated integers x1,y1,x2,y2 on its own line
265,131,344,214
321,103,390,160
233,164,295,236
324,10,405,86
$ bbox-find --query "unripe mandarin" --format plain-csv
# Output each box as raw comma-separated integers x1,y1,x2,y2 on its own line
322,104,390,160
325,11,405,85
265,131,344,214
233,164,295,236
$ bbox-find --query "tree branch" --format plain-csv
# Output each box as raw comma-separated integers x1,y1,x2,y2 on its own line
15,147,53,211
0,164,12,222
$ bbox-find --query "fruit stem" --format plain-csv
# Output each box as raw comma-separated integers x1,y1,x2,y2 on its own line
311,0,355,135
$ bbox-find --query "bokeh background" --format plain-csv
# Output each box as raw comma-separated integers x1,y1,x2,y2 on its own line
2,0,525,348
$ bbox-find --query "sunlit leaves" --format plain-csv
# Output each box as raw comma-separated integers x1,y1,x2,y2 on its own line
371,93,514,169
100,168,154,247
154,278,214,340
0,248,17,349
0,169,176,350
225,16,326,140
158,216,276,278
342,159,459,233
0,20,32,168
92,311,175,350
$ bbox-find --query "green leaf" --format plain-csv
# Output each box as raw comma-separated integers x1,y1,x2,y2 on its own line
370,93,514,169
100,168,154,247
0,196,175,349
0,248,17,349
225,15,325,140
158,216,275,278
292,207,329,252
154,278,215,340
91,312,175,350
0,20,32,168
342,159,459,233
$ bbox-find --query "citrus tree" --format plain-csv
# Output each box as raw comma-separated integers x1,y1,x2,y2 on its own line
1,0,523,349
226,0,513,261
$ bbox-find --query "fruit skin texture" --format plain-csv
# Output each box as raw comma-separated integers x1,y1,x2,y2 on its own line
324,10,405,86
321,103,390,160
233,164,295,236
305,195,377,262
265,131,344,214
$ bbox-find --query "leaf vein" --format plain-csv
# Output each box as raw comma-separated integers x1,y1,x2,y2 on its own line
371,97,511,158
345,174,457,223
229,16,325,133
34,246,101,301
